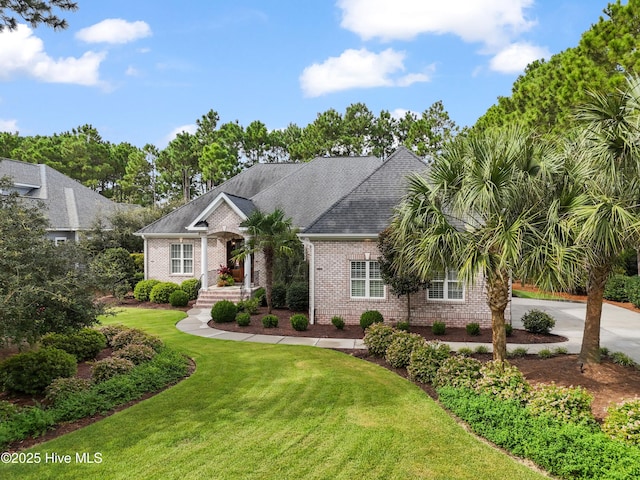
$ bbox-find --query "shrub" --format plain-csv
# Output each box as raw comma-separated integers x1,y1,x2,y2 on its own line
0,400,18,422
360,310,384,330
537,348,553,359
45,377,92,405
237,297,260,315
236,312,251,326
476,360,530,402
180,278,201,300
474,345,489,354
290,314,309,331
396,321,410,332
407,341,451,384
457,347,474,357
133,279,160,302
553,347,568,355
271,284,287,309
331,316,345,330
98,324,129,347
262,314,279,328
385,332,426,369
610,351,637,367
600,347,610,358
149,282,181,304
0,347,77,395
41,328,107,361
603,399,640,445
113,343,156,365
432,321,446,335
627,276,640,308
169,289,189,307
91,357,135,383
604,274,631,302
286,282,309,311
466,323,481,336
363,323,395,357
211,300,238,323
434,356,482,389
505,324,513,337
507,347,528,358
111,328,163,352
526,383,596,425
521,309,555,334
253,287,267,306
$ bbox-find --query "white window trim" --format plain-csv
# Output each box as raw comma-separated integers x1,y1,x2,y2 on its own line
170,243,194,275
54,237,67,246
350,260,385,299
427,269,465,302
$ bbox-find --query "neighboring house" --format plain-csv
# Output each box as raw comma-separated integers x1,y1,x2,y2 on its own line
0,158,133,243
136,147,501,327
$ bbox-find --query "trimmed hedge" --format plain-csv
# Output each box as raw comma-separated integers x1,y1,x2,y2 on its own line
363,323,395,357
169,289,189,307
181,279,201,300
211,300,238,323
521,309,555,334
360,310,384,330
0,348,77,395
286,282,309,311
290,314,309,331
149,282,181,304
385,332,426,369
41,328,107,361
133,279,160,302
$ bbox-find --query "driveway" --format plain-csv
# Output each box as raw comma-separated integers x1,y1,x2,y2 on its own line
511,297,640,363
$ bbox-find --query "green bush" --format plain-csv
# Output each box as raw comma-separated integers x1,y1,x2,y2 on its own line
98,324,129,347
286,282,309,311
456,347,474,357
169,289,189,307
474,345,490,354
385,332,426,369
466,323,481,336
0,400,18,422
360,310,384,330
396,321,410,332
237,297,260,315
111,328,163,352
253,287,267,306
604,274,631,302
180,278,201,300
236,312,251,326
603,399,640,445
476,360,530,403
41,328,107,361
45,377,92,405
626,276,640,308
407,341,451,384
290,314,309,331
262,314,279,328
331,316,345,330
432,321,446,335
149,282,181,304
554,347,568,355
610,351,637,367
526,383,596,425
363,323,395,357
133,279,160,302
507,347,528,358
505,324,513,337
537,348,553,359
91,357,135,383
521,309,555,334
113,343,156,365
271,284,287,308
211,300,238,323
434,355,482,389
0,347,77,395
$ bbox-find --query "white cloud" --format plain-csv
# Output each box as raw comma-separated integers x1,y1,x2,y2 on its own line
76,19,152,44
300,48,431,97
489,42,550,73
0,118,18,132
0,24,105,86
338,0,535,47
390,108,418,120
161,124,197,147
125,65,140,76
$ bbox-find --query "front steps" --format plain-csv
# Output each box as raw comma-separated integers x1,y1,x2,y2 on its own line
195,286,260,308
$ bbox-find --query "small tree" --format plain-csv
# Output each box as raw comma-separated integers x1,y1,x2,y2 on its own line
90,247,137,299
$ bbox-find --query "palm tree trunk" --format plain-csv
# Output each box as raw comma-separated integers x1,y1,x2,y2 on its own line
487,273,509,362
580,266,608,364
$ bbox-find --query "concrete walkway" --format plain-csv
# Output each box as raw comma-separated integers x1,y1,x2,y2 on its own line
176,298,640,362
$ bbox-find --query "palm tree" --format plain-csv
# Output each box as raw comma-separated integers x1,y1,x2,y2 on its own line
235,208,299,313
391,126,556,361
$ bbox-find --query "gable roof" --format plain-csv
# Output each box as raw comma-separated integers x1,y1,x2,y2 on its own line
0,158,134,231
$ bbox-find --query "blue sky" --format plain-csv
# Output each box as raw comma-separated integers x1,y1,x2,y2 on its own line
0,0,613,149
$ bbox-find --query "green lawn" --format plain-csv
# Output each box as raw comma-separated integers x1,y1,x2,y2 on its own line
0,309,546,479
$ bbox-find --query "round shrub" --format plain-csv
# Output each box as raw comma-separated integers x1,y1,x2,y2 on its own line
331,316,345,330
236,312,251,326
113,343,156,365
396,321,410,332
211,300,238,323
0,347,77,395
271,284,287,309
133,279,160,302
181,278,201,300
262,314,279,328
385,332,426,369
360,310,384,330
41,328,107,361
98,324,129,347
45,377,93,405
149,282,181,304
434,356,482,389
91,357,135,383
286,282,309,311
526,383,595,425
169,289,189,307
475,360,531,402
603,274,631,303
432,321,446,335
466,323,481,336
290,314,309,331
521,309,556,334
111,328,164,352
603,399,640,445
407,341,451,384
237,297,259,315
363,323,395,357
253,287,267,306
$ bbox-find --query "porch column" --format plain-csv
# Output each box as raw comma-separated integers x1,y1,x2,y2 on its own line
243,234,252,290
200,233,208,289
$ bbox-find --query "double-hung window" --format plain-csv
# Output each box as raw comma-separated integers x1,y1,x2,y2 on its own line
350,261,384,298
428,270,464,301
171,244,193,274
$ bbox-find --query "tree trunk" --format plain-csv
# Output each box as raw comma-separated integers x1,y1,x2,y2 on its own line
264,248,274,314
579,266,608,364
486,272,509,362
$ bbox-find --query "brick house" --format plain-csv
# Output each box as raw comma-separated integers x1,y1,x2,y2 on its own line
136,147,499,326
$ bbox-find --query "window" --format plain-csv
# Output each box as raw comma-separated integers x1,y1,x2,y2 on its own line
171,244,193,274
351,261,384,298
428,270,464,301
54,237,67,246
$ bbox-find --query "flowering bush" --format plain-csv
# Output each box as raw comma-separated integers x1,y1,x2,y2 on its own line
603,399,640,445
526,383,596,425
475,360,530,402
217,265,234,286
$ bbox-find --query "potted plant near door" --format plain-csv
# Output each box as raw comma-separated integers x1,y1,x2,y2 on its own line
216,265,235,287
